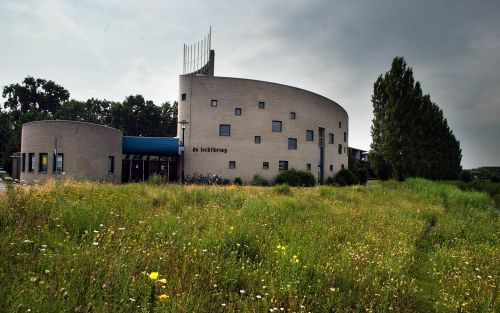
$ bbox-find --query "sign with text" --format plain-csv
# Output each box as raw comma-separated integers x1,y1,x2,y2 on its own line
192,146,227,153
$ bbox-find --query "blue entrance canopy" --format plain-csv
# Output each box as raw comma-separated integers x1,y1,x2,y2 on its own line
122,136,180,156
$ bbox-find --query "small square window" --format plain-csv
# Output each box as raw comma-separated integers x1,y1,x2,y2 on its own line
211,99,218,107
28,153,35,172
344,132,347,142
39,153,48,172
108,156,115,173
272,120,282,132
235,108,242,116
219,124,231,136
329,133,334,144
263,162,269,169
290,112,296,119
339,121,342,128
338,144,343,154
279,160,288,171
181,93,187,101
306,130,314,141
330,165,333,171
306,163,311,171
255,136,261,144
288,138,297,150
258,101,265,109
229,161,236,169
21,153,26,172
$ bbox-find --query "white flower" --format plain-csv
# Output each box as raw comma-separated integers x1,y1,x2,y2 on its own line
239,289,245,294
92,242,99,246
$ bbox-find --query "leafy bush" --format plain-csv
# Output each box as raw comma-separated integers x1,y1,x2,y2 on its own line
233,177,242,186
251,174,269,186
353,167,368,185
491,175,500,183
273,183,291,195
274,169,315,187
147,174,165,185
460,170,474,182
327,169,360,186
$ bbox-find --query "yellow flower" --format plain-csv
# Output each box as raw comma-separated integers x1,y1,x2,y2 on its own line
158,294,169,301
149,272,159,280
159,278,167,284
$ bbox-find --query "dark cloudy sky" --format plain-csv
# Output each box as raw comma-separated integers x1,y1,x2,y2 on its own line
1,0,499,168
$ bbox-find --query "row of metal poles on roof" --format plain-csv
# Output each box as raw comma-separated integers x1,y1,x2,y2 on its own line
183,27,211,74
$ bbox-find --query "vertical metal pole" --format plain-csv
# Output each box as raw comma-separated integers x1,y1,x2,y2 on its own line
183,44,186,74
129,158,132,182
142,158,145,182
181,128,185,184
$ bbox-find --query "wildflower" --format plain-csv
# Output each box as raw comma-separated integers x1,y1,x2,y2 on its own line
256,295,262,299
229,226,234,231
158,294,169,301
159,278,167,284
149,272,159,280
239,289,246,294
92,242,99,246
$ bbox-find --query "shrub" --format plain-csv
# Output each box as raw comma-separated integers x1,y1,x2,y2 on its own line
251,174,269,186
233,177,242,186
490,175,500,183
273,183,291,195
460,170,474,182
147,174,165,185
274,169,315,187
327,169,360,186
353,167,368,185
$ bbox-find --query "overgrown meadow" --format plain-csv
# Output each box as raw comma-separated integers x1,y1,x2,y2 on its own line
0,179,498,312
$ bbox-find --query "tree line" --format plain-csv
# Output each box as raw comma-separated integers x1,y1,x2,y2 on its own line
0,76,178,172
370,57,462,180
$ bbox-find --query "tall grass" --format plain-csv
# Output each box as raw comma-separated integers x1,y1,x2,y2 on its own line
0,179,497,312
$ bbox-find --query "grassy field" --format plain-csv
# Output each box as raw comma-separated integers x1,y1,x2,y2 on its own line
0,179,498,312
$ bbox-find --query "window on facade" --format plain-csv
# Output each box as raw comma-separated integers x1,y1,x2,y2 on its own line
279,160,288,171
54,153,64,172
290,112,296,119
181,93,186,101
219,124,231,136
338,144,343,154
344,147,347,153
229,161,236,169
258,101,265,109
288,138,297,150
339,121,342,128
38,153,48,172
306,130,314,141
263,162,269,169
341,164,345,170
108,156,115,173
211,99,218,107
21,153,26,172
272,120,282,132
329,133,334,144
255,136,261,144
235,108,242,116
344,132,347,142
330,164,333,171
306,163,311,171
28,153,35,172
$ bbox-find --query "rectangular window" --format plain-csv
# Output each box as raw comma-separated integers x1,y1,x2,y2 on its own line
229,161,236,169
211,99,218,107
22,153,26,172
263,162,269,169
341,164,345,170
235,108,242,116
290,112,296,119
181,93,186,101
38,153,48,172
279,160,288,171
28,153,35,172
329,133,334,144
344,132,347,142
219,124,231,136
255,136,261,144
306,163,311,171
272,120,282,132
258,101,265,109
338,144,343,154
108,156,115,173
344,147,347,153
54,153,64,172
288,138,297,150
339,121,342,128
330,164,333,171
306,130,314,141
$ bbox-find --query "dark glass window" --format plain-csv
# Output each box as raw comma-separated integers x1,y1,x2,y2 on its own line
290,112,296,119
306,163,311,171
272,120,282,132
288,138,297,150
181,93,186,101
306,130,314,141
258,101,265,109
279,161,288,171
338,144,343,154
341,164,345,170
263,162,269,169
211,99,218,107
21,153,26,172
54,153,64,172
344,132,347,142
330,164,333,171
229,161,236,169
329,133,334,144
39,153,48,172
219,124,231,136
255,136,261,144
235,108,242,116
339,121,342,128
108,156,115,173
28,153,35,172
